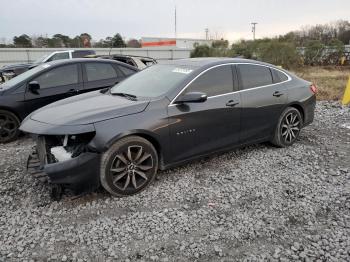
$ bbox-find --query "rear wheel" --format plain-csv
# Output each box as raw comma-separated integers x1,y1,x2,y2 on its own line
271,107,302,147
100,136,158,196
0,110,20,143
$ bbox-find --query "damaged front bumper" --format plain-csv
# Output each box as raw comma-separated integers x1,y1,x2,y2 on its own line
27,149,100,193
27,134,101,194
20,117,103,197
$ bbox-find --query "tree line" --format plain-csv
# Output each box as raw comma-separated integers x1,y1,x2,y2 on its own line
1,19,350,68
191,20,350,68
0,33,141,48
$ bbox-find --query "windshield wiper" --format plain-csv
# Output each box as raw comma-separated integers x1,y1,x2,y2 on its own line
111,92,138,101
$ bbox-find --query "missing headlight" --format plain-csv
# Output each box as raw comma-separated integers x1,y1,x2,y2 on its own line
41,132,95,163
50,146,72,162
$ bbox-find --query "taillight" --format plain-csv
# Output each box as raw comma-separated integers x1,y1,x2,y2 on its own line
310,83,317,94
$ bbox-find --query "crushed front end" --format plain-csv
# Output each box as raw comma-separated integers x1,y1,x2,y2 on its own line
27,132,101,198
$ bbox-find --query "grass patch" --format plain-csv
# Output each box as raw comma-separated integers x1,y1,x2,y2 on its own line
293,66,350,101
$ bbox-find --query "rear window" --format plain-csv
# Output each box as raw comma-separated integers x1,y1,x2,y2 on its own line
114,57,136,67
271,68,289,83
238,64,273,90
118,66,136,76
47,52,69,62
72,50,96,58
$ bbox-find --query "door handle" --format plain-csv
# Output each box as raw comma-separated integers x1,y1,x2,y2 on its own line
273,91,284,97
226,100,239,107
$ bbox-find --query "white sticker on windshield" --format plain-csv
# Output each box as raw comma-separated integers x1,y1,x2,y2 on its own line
172,68,193,74
42,64,51,68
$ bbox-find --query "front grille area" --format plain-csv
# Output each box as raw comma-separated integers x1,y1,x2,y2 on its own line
34,133,95,164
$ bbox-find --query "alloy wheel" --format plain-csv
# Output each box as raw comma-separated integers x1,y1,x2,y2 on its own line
281,112,300,144
109,145,154,191
0,113,19,143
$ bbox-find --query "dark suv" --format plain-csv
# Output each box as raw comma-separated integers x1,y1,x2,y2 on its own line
86,54,157,70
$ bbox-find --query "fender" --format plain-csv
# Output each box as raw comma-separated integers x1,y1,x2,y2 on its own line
277,94,315,127
90,129,165,169
281,101,305,119
0,106,22,121
103,129,161,151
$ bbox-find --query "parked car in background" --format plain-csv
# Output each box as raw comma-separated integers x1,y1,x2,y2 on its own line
0,50,96,82
0,58,138,143
86,54,157,69
20,58,316,199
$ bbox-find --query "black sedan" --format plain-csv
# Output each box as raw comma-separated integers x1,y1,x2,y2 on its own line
0,58,138,142
20,58,316,199
0,50,96,82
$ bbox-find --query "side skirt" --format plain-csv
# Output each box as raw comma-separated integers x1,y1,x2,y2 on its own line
161,136,271,171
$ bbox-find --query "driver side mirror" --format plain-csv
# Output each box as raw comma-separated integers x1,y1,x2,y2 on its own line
28,81,40,95
175,92,207,104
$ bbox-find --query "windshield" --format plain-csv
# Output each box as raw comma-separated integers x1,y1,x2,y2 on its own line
34,54,50,64
110,64,195,98
0,64,49,90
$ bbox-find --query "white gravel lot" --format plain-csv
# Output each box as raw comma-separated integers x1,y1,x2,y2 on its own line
0,101,349,261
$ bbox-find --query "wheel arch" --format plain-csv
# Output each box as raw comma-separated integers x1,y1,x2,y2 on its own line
103,130,164,169
0,106,22,122
287,103,305,124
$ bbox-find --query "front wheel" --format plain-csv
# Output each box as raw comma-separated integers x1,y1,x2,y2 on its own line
100,136,158,196
0,110,21,143
271,107,303,147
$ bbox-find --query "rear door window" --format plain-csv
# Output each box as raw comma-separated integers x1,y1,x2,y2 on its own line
85,63,118,81
185,65,234,97
33,64,78,89
238,64,273,90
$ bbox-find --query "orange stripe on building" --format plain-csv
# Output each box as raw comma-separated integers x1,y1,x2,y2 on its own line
142,40,177,47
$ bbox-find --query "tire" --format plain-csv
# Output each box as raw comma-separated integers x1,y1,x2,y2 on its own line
271,107,303,147
100,136,158,196
0,110,21,143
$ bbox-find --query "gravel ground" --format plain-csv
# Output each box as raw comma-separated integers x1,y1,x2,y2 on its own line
0,101,349,261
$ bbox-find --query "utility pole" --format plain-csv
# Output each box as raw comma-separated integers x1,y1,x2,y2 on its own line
205,28,209,40
174,5,177,39
251,22,258,41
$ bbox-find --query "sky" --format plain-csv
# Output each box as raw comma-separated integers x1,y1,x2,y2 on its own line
0,0,349,43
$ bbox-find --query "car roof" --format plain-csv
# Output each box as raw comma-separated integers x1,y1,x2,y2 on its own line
53,50,94,53
89,54,155,60
161,57,276,68
112,54,156,60
45,58,139,70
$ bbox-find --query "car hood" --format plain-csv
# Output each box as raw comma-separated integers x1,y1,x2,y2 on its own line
30,91,150,125
0,63,34,71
